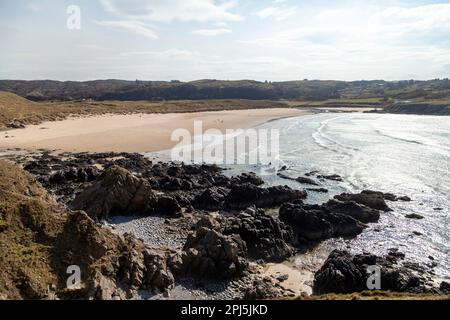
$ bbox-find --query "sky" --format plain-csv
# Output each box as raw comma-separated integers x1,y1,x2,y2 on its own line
1,0,450,81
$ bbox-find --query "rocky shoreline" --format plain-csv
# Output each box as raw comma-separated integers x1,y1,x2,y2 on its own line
0,151,448,300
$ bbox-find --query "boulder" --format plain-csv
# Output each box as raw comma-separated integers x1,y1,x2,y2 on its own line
323,199,380,223
231,172,264,186
405,213,424,220
193,187,227,210
279,202,366,242
71,166,181,219
334,190,392,212
180,227,248,279
221,207,296,262
313,250,432,295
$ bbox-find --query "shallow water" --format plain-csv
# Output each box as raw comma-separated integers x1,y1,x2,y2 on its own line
227,113,450,279
146,112,449,279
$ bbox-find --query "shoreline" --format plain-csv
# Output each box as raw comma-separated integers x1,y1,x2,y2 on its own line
0,108,310,153
1,151,447,300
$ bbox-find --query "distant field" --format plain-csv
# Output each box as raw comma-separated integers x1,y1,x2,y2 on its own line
285,97,385,107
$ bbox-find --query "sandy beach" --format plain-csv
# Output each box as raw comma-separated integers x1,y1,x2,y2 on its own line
0,108,308,153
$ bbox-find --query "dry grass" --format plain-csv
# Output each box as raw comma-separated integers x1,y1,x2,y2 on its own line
0,91,290,129
295,291,450,300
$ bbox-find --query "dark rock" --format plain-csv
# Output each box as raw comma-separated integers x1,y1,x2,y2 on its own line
334,190,392,212
277,173,319,186
313,250,432,295
231,172,264,186
296,176,319,185
306,188,329,193
405,213,424,220
221,207,296,262
225,183,306,210
277,274,289,282
440,281,450,293
154,196,182,217
319,174,343,182
193,187,226,210
279,202,366,242
323,199,380,223
180,227,248,279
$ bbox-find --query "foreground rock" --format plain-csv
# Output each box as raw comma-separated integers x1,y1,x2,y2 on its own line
313,250,440,295
70,166,181,219
176,227,248,279
0,160,174,300
222,207,296,262
194,206,296,262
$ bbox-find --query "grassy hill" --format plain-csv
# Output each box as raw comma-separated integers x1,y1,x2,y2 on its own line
1,79,449,102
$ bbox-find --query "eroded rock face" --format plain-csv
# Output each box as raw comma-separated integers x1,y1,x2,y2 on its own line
179,227,248,279
56,211,175,299
70,166,181,219
279,201,366,242
313,250,436,295
0,160,175,300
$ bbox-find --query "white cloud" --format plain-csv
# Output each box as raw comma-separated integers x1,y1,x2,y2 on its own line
93,20,158,39
120,49,198,59
99,0,243,23
192,28,232,36
255,4,297,21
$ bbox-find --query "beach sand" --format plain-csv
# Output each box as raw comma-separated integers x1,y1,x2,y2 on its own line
0,108,309,153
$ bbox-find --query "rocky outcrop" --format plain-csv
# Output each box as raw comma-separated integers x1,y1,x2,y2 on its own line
192,183,306,211
313,250,438,295
221,207,296,262
70,166,181,219
323,199,380,223
334,190,393,211
0,160,174,300
190,206,295,263
56,211,174,299
279,201,366,242
193,187,227,211
278,191,396,242
225,183,307,210
177,227,248,279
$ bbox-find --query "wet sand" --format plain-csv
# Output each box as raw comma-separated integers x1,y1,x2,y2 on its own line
0,108,309,153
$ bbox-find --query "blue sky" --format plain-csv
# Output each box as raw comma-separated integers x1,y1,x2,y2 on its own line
1,0,450,81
